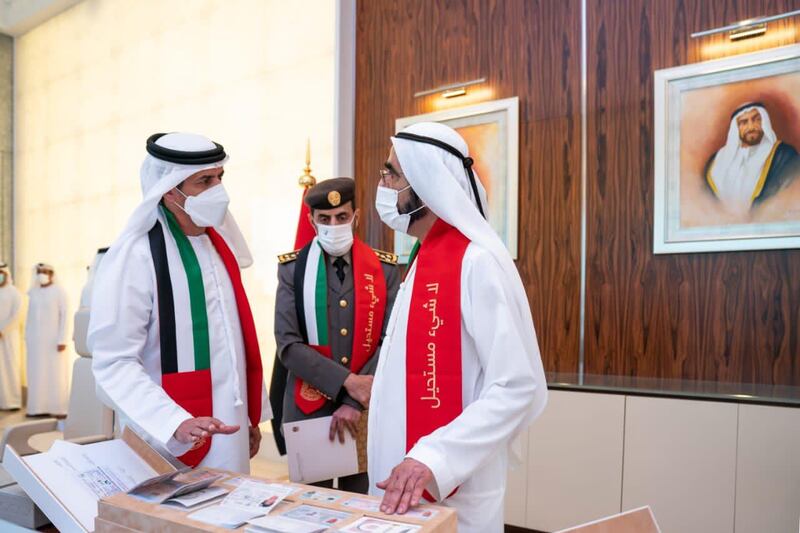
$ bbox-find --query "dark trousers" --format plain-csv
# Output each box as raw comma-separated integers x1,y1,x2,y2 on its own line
311,472,369,494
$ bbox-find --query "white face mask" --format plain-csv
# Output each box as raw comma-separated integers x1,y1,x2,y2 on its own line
176,184,230,227
375,185,425,234
315,220,355,257
37,273,50,285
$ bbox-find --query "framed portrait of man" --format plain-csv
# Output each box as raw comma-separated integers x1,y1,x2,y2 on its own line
654,44,800,253
394,96,519,262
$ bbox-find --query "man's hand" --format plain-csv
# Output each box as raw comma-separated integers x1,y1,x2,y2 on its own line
377,458,434,515
57,344,66,352
329,404,361,444
343,374,373,408
174,417,240,445
249,426,262,458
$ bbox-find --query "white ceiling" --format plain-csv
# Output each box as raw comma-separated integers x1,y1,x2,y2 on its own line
0,0,84,36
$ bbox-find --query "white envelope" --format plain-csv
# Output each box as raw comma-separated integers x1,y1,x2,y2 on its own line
283,416,359,484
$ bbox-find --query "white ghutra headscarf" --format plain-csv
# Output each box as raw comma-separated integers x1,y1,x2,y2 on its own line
29,263,57,292
88,133,252,331
391,122,548,430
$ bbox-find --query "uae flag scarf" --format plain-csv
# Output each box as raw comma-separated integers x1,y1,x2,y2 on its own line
148,207,263,467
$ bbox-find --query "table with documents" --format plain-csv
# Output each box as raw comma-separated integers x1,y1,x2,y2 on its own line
4,425,454,532
95,470,457,532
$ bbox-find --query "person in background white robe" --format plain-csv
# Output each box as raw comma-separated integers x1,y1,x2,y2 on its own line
88,132,270,473
0,262,23,410
25,263,69,416
368,123,547,533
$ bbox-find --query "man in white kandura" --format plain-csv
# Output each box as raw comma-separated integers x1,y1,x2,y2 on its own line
368,122,548,533
26,263,70,417
88,132,270,473
0,262,23,410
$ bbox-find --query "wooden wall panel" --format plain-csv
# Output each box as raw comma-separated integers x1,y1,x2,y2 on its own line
585,0,800,384
356,0,800,385
354,0,583,372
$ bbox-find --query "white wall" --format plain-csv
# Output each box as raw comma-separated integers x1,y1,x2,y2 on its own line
14,0,337,387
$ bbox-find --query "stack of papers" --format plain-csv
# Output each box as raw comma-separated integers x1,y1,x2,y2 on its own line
187,480,295,528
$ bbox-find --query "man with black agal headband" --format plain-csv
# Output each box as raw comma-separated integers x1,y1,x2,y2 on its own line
368,122,547,532
89,133,270,473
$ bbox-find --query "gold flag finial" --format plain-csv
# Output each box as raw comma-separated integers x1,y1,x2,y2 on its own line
298,138,316,188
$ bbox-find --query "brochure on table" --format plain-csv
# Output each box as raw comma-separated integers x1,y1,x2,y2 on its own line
3,427,178,532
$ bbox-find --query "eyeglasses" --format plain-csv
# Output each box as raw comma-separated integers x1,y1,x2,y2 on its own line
379,168,405,182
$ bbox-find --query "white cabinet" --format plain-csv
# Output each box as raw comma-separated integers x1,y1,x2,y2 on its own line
507,391,798,532
622,396,738,533
735,404,800,533
524,391,625,532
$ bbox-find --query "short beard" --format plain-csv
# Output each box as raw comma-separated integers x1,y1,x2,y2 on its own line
399,188,427,224
740,130,764,147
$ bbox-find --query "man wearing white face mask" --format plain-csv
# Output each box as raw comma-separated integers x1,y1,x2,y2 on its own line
274,177,400,493
369,123,547,533
88,132,270,473
26,263,70,416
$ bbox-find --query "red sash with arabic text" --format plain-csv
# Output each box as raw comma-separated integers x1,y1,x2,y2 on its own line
406,220,468,501
295,237,387,414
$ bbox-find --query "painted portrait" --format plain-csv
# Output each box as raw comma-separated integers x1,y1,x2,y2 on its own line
654,44,800,253
394,97,519,261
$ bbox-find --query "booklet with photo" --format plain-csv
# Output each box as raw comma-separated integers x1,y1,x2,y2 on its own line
128,468,223,504
341,496,438,521
187,481,296,528
162,485,229,508
281,504,352,526
341,496,381,513
222,480,295,512
297,489,341,504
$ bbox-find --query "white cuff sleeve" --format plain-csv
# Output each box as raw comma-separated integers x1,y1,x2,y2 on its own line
165,435,194,458
406,443,455,502
154,411,193,453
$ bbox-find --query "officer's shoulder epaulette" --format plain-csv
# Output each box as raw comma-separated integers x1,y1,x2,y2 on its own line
277,250,299,264
372,248,398,265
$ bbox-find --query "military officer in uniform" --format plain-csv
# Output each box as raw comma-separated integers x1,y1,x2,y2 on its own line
274,177,400,493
